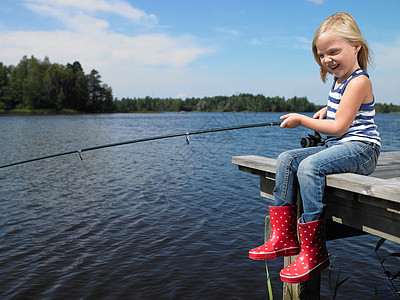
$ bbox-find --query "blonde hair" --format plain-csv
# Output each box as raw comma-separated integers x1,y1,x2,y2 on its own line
312,12,372,83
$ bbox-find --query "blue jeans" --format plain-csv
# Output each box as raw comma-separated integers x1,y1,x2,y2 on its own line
273,141,380,223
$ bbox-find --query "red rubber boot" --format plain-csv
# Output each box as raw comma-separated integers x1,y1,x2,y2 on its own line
249,206,300,260
280,218,329,283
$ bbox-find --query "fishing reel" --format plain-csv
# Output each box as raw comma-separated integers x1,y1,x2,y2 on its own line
300,131,325,148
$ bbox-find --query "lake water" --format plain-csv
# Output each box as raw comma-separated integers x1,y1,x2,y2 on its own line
1,112,399,299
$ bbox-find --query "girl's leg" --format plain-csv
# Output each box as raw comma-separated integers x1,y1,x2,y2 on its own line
249,146,325,261
273,146,326,206
297,141,380,223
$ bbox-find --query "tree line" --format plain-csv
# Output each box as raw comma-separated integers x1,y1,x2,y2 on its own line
112,94,400,114
0,56,398,114
114,94,322,113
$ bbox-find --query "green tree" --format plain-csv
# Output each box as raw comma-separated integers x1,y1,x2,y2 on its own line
43,63,65,110
22,56,49,109
61,61,88,111
9,56,30,109
86,69,114,112
0,63,11,110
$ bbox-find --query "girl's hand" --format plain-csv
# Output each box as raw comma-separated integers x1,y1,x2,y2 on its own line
313,107,327,119
280,113,303,128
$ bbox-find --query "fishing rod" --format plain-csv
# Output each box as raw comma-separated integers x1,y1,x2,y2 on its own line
0,121,283,169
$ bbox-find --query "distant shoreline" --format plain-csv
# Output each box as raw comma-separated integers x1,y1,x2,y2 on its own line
1,109,399,116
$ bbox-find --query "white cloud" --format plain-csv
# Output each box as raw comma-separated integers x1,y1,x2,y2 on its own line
215,27,241,36
177,93,187,99
0,0,215,98
25,0,157,27
369,39,400,103
307,0,325,4
250,38,264,46
372,39,400,71
249,36,311,49
0,29,213,69
27,3,111,33
293,37,312,50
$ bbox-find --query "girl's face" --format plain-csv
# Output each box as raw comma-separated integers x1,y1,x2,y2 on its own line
315,30,361,83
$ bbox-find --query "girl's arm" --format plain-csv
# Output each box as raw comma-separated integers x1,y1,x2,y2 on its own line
280,76,373,136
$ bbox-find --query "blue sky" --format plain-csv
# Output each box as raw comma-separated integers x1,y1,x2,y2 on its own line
0,0,399,105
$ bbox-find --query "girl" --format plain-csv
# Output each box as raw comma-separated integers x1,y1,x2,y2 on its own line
248,12,381,283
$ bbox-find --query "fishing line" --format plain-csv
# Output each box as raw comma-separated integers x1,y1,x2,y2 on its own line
0,121,282,169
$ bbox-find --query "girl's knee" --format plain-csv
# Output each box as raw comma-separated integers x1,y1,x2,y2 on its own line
298,156,320,175
276,152,293,171
277,150,294,165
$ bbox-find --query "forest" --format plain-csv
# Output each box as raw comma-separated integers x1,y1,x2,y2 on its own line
0,56,114,113
114,94,322,113
0,56,399,114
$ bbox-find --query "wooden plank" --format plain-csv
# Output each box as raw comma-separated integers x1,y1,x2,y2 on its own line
232,151,400,172
372,151,400,179
357,188,400,211
326,173,400,203
325,187,400,243
232,155,276,173
326,220,366,240
260,174,275,200
237,165,266,177
370,167,400,179
326,202,400,243
375,151,400,165
233,152,400,203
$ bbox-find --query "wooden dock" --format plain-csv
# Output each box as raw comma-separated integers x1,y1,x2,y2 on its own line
232,150,400,299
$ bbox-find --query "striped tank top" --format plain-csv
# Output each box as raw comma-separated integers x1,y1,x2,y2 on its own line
326,68,381,146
